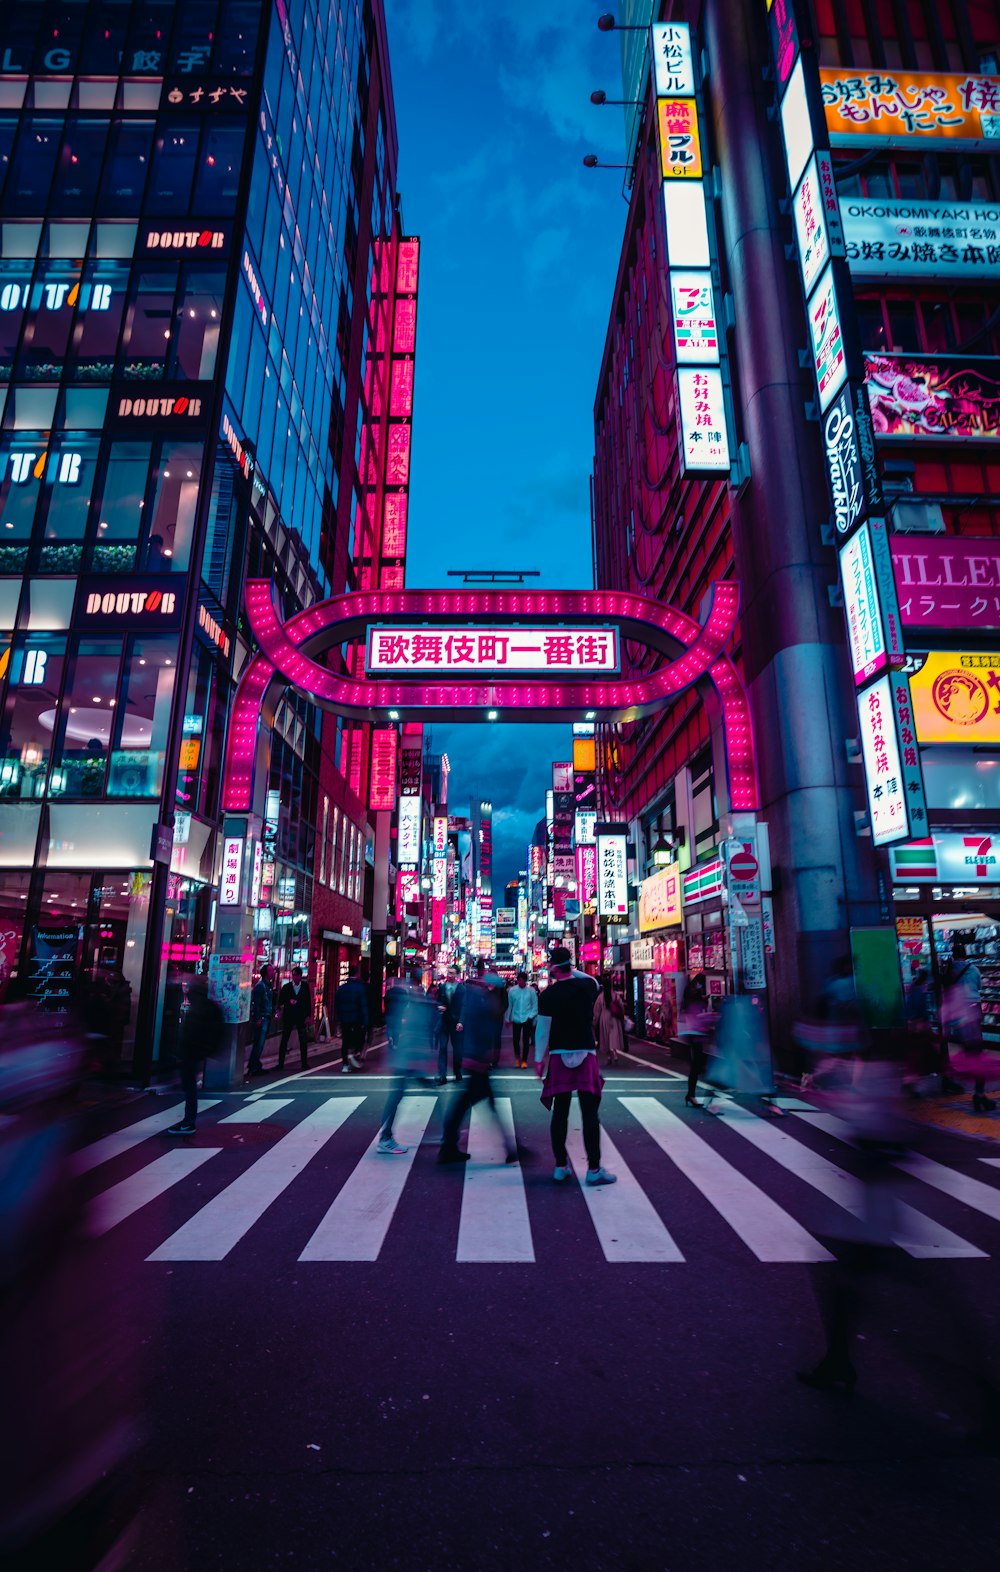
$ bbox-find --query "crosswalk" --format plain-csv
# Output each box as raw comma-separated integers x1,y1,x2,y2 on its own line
73,1090,1000,1268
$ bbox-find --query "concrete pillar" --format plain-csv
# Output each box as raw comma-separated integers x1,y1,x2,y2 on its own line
703,0,882,1043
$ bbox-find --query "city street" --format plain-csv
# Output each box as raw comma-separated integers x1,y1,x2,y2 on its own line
76,1031,1000,1570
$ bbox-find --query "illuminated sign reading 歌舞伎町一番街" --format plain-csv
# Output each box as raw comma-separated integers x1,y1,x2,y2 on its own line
366,628,620,675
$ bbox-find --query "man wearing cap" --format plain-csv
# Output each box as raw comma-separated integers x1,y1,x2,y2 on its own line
535,946,616,1186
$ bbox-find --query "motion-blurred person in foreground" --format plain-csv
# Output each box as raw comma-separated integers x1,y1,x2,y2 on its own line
434,965,464,1083
439,958,527,1165
701,993,784,1116
0,998,143,1568
534,947,615,1185
377,967,438,1154
942,937,996,1112
334,961,369,1074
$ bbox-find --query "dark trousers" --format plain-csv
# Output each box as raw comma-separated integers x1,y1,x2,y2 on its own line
248,1016,269,1072
342,1022,365,1065
549,1090,601,1169
511,1020,534,1063
180,1053,200,1126
686,1038,706,1099
441,1068,510,1154
437,1025,462,1080
278,1020,308,1069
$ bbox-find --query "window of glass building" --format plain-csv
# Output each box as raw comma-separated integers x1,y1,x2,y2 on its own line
193,124,244,214
37,436,99,573
174,267,224,380
121,267,178,379
0,634,66,798
108,636,175,797
213,2,260,76
5,118,62,214
19,261,80,380
142,442,201,570
0,260,31,377
99,119,154,216
70,261,130,380
89,439,151,574
0,438,44,573
148,123,200,211
52,637,121,797
51,117,109,215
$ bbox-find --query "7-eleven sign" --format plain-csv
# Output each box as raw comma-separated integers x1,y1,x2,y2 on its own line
964,835,995,878
891,834,1000,885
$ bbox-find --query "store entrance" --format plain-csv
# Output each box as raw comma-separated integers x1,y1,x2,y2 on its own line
895,891,1000,1043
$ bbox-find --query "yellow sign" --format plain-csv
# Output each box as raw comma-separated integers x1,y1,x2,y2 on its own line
895,917,925,939
573,736,596,772
911,652,1000,745
658,98,703,179
639,862,682,934
820,67,1000,147
179,737,201,771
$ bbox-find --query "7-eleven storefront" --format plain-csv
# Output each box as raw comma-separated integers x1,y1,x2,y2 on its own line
891,834,1000,1044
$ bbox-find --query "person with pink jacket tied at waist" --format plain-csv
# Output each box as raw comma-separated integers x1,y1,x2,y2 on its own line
534,946,616,1186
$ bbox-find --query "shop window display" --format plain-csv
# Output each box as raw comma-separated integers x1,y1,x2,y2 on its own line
0,871,30,1000
0,635,66,798
109,636,175,798
51,638,121,797
142,442,201,570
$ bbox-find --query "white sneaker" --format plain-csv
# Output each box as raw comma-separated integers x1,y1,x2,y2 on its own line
585,1167,617,1186
553,1165,571,1182
341,1064,351,1073
377,1137,407,1155
348,1053,362,1070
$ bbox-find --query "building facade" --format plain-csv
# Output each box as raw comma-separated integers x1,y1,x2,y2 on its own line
592,0,999,1050
0,0,410,1075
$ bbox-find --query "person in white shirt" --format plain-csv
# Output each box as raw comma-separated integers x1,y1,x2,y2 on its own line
505,972,538,1068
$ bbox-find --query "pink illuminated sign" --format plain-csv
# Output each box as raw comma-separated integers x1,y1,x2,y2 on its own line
396,239,420,294
386,424,411,484
366,627,620,675
892,535,1000,631
368,727,398,811
390,359,414,417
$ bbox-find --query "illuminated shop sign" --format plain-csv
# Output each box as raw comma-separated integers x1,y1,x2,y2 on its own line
824,383,882,538
767,0,799,91
892,537,1000,631
142,226,228,254
807,264,847,412
670,271,720,363
369,727,398,812
366,627,620,674
78,577,184,629
241,249,269,325
400,738,422,796
113,389,209,424
858,676,908,846
596,824,628,920
164,81,250,109
574,808,596,845
552,761,573,792
433,859,448,900
222,411,254,479
198,602,231,657
638,863,682,934
575,844,597,904
840,522,888,685
398,794,422,863
1,448,84,485
865,354,1000,441
662,182,711,268
657,98,702,178
891,833,1000,885
820,68,1000,148
220,834,244,906
682,858,724,904
652,21,694,97
781,57,815,190
433,815,448,856
843,199,1000,278
910,652,1000,746
792,152,845,296
677,367,730,470
0,279,114,313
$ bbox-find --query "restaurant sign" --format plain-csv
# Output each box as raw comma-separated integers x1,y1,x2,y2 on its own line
910,652,1000,746
820,68,1000,148
865,355,1000,441
638,862,682,934
843,198,1000,279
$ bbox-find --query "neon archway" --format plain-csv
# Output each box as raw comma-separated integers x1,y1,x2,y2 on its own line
221,580,759,813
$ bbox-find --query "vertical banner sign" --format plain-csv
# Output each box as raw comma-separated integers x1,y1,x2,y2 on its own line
220,833,244,906
596,823,629,920
762,0,923,846
653,20,736,477
380,237,419,589
368,726,398,811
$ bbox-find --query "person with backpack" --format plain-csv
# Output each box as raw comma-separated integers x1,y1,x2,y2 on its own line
167,974,224,1136
593,975,626,1066
438,957,527,1165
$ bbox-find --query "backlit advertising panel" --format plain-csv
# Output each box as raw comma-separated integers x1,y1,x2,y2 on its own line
368,727,398,811
638,863,682,934
843,198,1000,280
576,844,597,904
820,68,1000,149
397,795,421,864
858,676,908,846
596,825,629,920
662,182,711,268
808,263,848,412
652,21,694,98
657,98,702,179
678,367,730,471
864,354,1000,442
840,522,887,686
552,761,574,792
670,271,720,363
892,536,1000,632
781,57,814,190
792,153,844,296
910,652,1000,746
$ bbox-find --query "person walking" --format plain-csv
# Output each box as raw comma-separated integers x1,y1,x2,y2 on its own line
593,975,626,1067
277,965,312,1072
246,962,273,1077
377,967,438,1154
506,971,538,1067
434,966,464,1083
678,972,714,1107
534,946,615,1186
439,958,526,1165
942,938,994,1112
167,975,224,1136
334,962,368,1074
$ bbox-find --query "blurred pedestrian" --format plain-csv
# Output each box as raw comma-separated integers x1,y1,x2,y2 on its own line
942,938,994,1112
702,993,782,1116
247,962,273,1077
377,967,438,1154
167,975,224,1136
334,962,369,1074
679,972,714,1108
434,966,463,1083
535,946,615,1186
506,970,538,1067
593,974,626,1067
439,958,525,1165
277,965,312,1072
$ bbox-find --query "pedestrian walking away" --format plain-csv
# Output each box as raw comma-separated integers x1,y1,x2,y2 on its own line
378,967,439,1152
593,975,626,1067
435,965,464,1083
277,965,312,1071
941,937,996,1112
506,971,538,1067
334,962,369,1073
535,947,615,1186
678,972,714,1107
247,962,273,1077
167,975,225,1135
439,958,528,1165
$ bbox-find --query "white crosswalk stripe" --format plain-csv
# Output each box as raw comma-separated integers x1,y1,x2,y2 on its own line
148,1097,363,1261
75,1100,221,1173
620,1097,833,1262
75,1091,1000,1266
299,1096,435,1261
719,1101,984,1259
456,1099,534,1263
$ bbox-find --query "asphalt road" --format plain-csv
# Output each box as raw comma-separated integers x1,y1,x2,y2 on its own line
68,1032,1000,1570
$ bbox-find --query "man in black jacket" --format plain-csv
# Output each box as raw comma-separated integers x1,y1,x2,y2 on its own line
334,962,369,1073
277,966,312,1071
167,975,224,1135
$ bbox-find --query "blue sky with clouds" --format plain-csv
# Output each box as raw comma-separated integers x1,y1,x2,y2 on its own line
384,0,628,891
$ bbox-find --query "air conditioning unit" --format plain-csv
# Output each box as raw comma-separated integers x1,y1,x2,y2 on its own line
890,499,946,535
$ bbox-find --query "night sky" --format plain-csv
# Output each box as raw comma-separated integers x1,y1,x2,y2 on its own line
385,0,629,891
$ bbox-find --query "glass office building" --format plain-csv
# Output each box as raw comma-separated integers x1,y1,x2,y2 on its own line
0,0,409,1075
